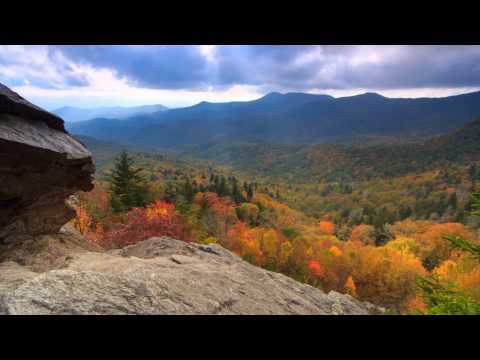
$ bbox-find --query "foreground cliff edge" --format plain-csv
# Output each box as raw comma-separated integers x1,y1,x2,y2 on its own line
0,83,382,314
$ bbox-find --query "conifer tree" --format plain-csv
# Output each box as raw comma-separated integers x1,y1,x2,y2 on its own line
247,183,254,201
218,176,228,197
108,151,151,213
469,163,478,190
231,178,245,204
183,178,194,203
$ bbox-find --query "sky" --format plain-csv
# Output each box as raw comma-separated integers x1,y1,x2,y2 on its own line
1,45,480,111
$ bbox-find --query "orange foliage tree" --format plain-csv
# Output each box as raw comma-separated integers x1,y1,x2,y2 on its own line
350,224,375,245
345,276,357,298
226,222,263,263
71,205,92,235
318,221,335,235
308,260,325,278
417,222,474,270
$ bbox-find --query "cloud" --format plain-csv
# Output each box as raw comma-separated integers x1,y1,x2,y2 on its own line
2,45,480,109
210,45,480,90
52,45,212,90
0,45,90,89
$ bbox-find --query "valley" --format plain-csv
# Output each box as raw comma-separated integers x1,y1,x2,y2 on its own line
72,115,480,314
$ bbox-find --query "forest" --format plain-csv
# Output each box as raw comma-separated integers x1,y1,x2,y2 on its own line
70,122,480,314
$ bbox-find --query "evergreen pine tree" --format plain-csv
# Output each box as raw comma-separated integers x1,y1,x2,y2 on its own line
218,176,228,197
231,178,245,204
183,178,195,203
108,151,151,213
469,163,478,190
247,183,254,201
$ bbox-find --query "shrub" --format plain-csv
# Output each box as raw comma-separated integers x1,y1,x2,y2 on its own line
103,200,191,248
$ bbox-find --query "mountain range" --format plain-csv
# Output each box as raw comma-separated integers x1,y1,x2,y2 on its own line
54,104,168,123
77,117,480,185
67,91,480,149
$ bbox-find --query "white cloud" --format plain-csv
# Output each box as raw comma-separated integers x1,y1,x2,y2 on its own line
0,45,88,89
199,45,217,63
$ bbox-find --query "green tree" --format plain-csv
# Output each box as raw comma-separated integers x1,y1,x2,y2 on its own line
416,193,480,314
231,177,245,204
416,276,480,315
183,178,195,203
218,176,228,197
469,163,478,190
108,151,151,213
246,183,254,201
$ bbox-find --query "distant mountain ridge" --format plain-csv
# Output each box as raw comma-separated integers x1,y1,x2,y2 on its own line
54,104,168,123
68,90,480,149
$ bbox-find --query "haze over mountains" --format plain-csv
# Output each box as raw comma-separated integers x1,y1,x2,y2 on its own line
67,90,480,150
53,104,168,123
78,117,480,184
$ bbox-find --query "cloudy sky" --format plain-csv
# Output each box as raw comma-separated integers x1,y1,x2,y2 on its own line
1,45,480,110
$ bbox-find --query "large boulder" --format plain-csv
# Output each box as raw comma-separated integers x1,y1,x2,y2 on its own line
0,83,94,242
0,230,383,315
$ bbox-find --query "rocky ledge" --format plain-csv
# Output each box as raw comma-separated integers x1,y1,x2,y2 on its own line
0,83,94,242
0,226,383,315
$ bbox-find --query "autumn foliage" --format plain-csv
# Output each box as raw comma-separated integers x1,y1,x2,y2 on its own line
318,221,335,235
345,276,357,297
101,201,191,248
70,152,480,314
71,205,92,235
308,261,325,278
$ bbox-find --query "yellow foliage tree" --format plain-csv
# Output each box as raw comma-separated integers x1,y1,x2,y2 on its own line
345,276,357,297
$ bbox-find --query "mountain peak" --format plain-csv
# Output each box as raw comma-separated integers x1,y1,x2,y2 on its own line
261,92,283,99
360,92,385,98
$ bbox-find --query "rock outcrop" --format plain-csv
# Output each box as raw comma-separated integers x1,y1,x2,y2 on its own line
0,226,383,315
0,83,94,242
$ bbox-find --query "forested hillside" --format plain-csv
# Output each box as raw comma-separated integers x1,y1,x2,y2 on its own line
183,118,480,182
71,120,480,314
68,91,480,148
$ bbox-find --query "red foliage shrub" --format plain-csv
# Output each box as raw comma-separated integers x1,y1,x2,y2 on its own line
308,260,325,278
102,201,191,248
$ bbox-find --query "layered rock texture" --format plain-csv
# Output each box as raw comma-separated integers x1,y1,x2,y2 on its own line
0,83,94,241
0,227,383,315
